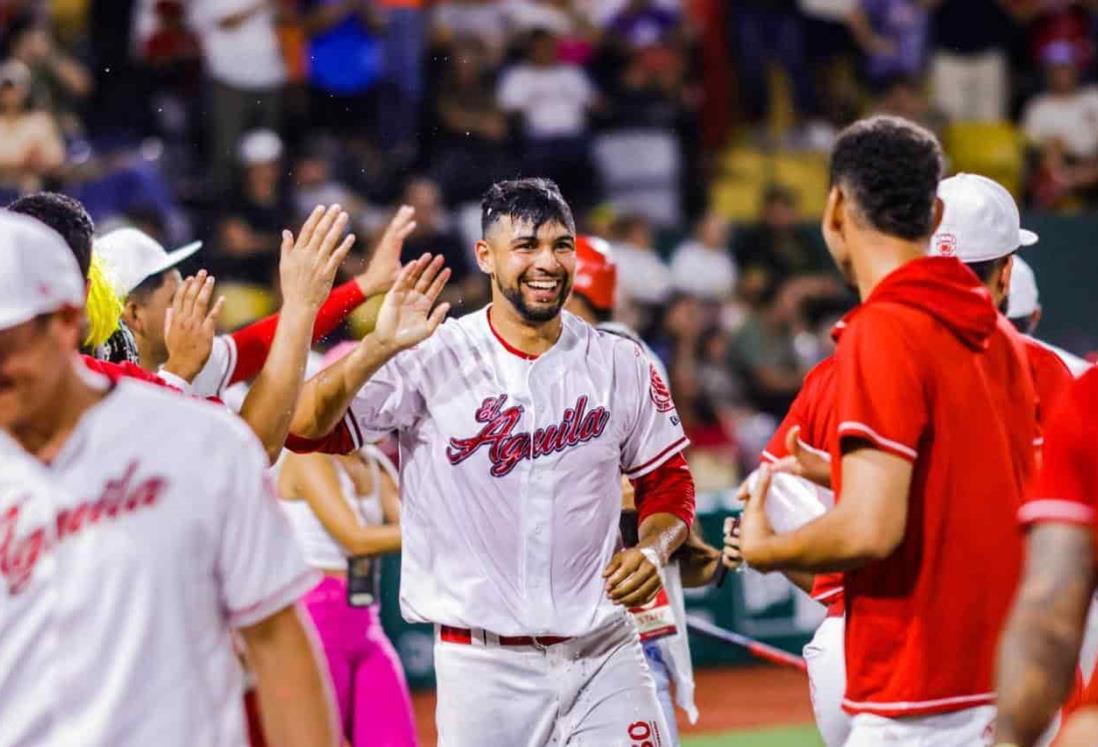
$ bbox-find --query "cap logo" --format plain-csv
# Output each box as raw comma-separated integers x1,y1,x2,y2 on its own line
936,233,956,257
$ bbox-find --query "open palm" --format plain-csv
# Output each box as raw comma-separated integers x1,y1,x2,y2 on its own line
374,254,452,353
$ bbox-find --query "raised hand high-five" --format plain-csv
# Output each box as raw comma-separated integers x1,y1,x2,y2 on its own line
372,253,452,355
163,269,224,382
280,204,356,313
355,205,417,298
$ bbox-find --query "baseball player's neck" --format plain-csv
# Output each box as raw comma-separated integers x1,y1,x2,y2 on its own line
11,360,108,463
487,300,563,358
849,232,928,301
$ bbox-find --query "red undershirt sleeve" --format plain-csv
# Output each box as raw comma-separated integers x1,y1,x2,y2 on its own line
631,452,696,528
227,280,367,385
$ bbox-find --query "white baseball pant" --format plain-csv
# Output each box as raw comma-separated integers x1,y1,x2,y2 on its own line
843,705,996,746
434,615,670,747
803,615,851,747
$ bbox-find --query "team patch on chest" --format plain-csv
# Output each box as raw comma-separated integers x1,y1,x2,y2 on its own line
446,394,611,477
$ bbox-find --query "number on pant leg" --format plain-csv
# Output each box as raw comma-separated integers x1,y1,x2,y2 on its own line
627,720,661,747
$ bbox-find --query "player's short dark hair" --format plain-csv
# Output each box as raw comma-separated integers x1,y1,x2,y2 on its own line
965,254,1013,284
481,178,576,238
7,192,95,278
829,116,943,240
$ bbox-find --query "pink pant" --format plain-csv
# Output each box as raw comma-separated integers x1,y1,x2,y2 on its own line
304,575,418,747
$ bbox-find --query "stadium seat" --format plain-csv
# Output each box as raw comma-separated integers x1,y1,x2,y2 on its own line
710,146,829,221
943,121,1025,196
215,282,276,332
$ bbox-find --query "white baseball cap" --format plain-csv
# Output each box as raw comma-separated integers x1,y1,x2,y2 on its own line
930,173,1038,263
0,210,85,331
94,228,202,297
1007,255,1039,318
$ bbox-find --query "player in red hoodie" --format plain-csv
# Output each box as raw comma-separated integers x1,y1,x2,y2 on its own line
739,116,1038,745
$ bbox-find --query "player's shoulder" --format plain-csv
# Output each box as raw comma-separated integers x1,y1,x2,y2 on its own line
583,317,647,359
1068,367,1098,407
1023,334,1073,376
802,354,837,390
112,378,256,448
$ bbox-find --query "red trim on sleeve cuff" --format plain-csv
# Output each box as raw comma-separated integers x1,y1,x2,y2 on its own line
229,568,320,628
624,436,689,478
837,421,917,462
632,452,696,527
1018,499,1095,527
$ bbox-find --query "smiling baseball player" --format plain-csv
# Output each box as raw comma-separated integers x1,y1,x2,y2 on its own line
0,210,337,746
291,178,696,746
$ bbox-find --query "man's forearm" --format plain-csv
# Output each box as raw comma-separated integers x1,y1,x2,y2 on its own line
240,304,316,462
638,513,689,566
996,525,1095,746
290,333,396,439
242,605,338,747
747,505,887,574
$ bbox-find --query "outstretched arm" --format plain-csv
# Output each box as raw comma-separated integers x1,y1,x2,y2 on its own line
240,205,354,462
290,254,451,440
996,523,1095,747
227,206,417,385
739,444,911,573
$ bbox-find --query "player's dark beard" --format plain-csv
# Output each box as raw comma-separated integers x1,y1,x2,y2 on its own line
497,272,572,323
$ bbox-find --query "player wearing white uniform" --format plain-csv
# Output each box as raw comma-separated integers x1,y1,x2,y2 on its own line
0,210,338,746
291,179,697,747
565,233,725,745
1007,255,1092,376
0,429,66,747
94,206,415,399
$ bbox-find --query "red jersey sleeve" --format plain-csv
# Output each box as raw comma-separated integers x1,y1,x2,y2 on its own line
227,279,367,385
631,452,696,527
762,395,805,464
834,307,927,462
1019,372,1098,528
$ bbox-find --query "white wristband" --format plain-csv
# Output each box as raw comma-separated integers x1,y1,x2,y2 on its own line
638,546,663,571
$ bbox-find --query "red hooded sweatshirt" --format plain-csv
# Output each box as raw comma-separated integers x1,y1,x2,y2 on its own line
830,256,1037,719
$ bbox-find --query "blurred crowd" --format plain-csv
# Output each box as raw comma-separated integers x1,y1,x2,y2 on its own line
2,0,1098,488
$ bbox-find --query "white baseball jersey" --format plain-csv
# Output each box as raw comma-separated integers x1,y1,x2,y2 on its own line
4,372,316,746
338,307,688,637
0,432,63,747
180,334,239,398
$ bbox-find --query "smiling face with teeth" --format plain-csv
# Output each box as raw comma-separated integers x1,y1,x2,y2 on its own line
476,215,576,324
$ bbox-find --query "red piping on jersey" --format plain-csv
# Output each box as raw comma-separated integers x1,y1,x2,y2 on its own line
486,307,540,361
625,436,689,477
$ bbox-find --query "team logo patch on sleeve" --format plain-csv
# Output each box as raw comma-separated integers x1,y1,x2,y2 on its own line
649,364,674,413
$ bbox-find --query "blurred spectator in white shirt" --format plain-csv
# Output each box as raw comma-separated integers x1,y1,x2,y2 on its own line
1022,41,1098,208
188,0,286,193
497,28,599,209
0,59,65,193
669,211,737,302
611,213,672,306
